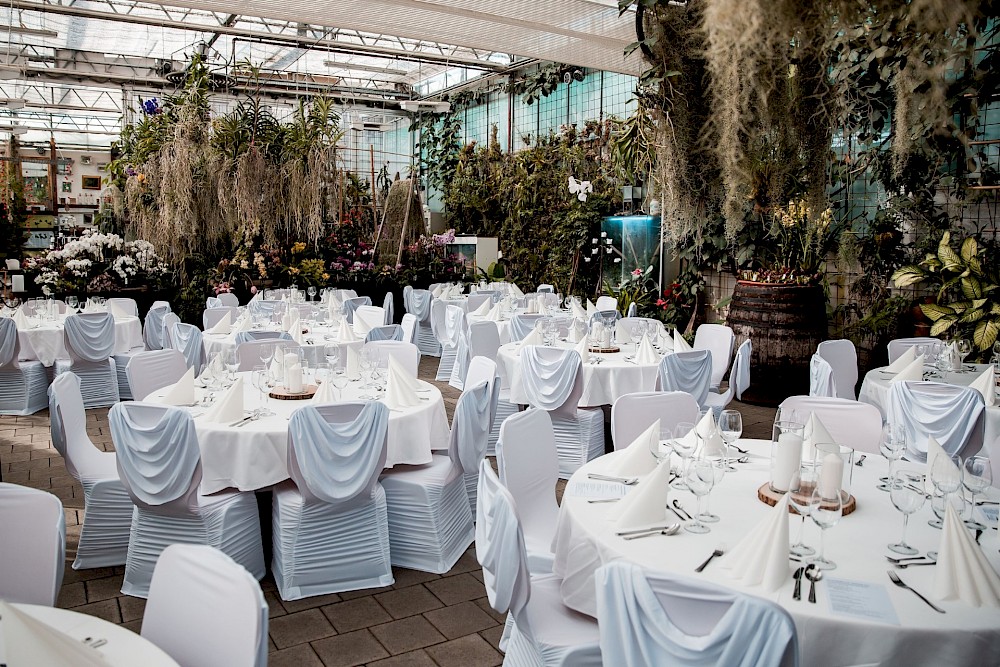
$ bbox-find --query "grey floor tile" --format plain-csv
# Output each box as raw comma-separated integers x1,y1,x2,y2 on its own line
425,573,487,606
321,597,392,634
424,600,498,639
374,584,443,619
268,644,325,667
280,592,343,614
269,609,337,649
425,634,503,667
311,629,389,667
366,649,438,667
369,615,445,655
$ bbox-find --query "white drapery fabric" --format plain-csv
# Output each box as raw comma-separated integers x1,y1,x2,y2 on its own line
0,317,49,415
404,287,439,356
658,350,712,406
705,338,752,416
887,382,986,462
809,353,837,398
0,483,65,606
57,313,119,408
171,323,206,375
143,305,171,351
364,324,403,342
342,296,372,324
693,324,735,390
817,339,858,400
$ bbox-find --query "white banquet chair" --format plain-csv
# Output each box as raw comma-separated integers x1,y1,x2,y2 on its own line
382,292,394,324
887,382,986,462
364,340,419,377
657,350,712,407
143,544,268,667
778,395,884,455
537,284,555,293
595,561,798,667
456,362,500,514
206,296,223,309
611,391,700,451
342,296,372,324
49,373,132,569
0,318,49,415
448,321,472,391
55,312,120,409
143,304,171,351
433,303,465,382
108,297,139,318
170,322,207,375
817,339,858,400
364,324,403,343
272,403,393,599
626,302,638,317
595,295,618,312
808,353,837,398
404,287,439,356
217,292,240,308
694,323,735,390
509,314,545,342
126,349,188,401
203,306,239,330
353,305,386,337
887,337,940,364
520,346,605,478
496,408,560,573
0,483,65,606
704,338,752,417
160,312,181,348
111,305,147,401
400,313,418,345
465,321,515,455
109,402,265,598
475,462,602,665
467,293,492,312
379,381,490,572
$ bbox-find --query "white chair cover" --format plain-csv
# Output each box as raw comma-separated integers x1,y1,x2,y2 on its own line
126,349,188,401
400,313,417,344
364,341,419,376
705,338,752,416
108,297,139,318
809,353,837,398
694,324,735,390
537,284,555,293
887,382,986,462
171,322,206,375
467,293,492,312
449,320,472,391
49,373,132,569
434,304,465,382
626,302,638,317
218,292,240,307
232,330,292,344
364,324,403,342
161,312,181,348
404,287,439,356
382,292,394,324
143,544,268,667
354,305,385,336
465,356,500,426
144,304,171,351
0,318,48,415
778,395,884,455
469,321,501,360
595,561,798,667
342,296,372,324
595,295,618,311
509,314,545,342
57,312,119,409
206,296,223,309
274,403,393,598
0,483,65,606
611,391,700,451
658,350,712,406
817,339,858,400
110,402,265,597
888,337,940,364
203,306,239,330
496,409,561,573
449,379,499,516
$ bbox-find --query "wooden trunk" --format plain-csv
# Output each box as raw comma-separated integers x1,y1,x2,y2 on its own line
727,281,827,405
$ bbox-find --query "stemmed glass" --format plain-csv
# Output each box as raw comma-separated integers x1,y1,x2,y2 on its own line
956,338,972,371
307,286,317,302
888,470,925,555
697,453,726,524
650,424,673,467
225,349,240,384
877,424,906,491
788,464,820,557
930,452,963,497
258,343,275,375
684,458,715,534
962,456,992,530
810,486,842,570
359,348,377,399
671,422,697,490
718,410,743,471
66,296,78,312
928,489,965,530
252,365,274,417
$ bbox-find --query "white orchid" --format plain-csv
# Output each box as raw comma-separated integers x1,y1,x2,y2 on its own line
568,176,593,202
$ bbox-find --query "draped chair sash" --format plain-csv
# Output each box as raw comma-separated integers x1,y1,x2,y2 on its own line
109,403,201,506
63,313,115,362
342,297,372,323
509,314,545,342
233,330,292,344
520,346,581,412
365,325,403,343
448,381,495,475
658,350,712,406
0,317,20,367
405,288,434,322
440,306,465,348
887,381,985,461
732,339,752,400
172,323,206,373
475,461,531,620
144,305,170,351
160,312,181,348
288,402,389,505
206,296,223,308
809,354,837,398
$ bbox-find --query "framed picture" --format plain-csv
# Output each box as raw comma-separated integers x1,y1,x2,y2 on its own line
61,181,72,192
81,176,101,190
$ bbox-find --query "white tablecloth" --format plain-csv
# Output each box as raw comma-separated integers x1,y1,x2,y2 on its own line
552,439,1000,666
496,340,660,407
15,316,143,366
150,372,450,494
437,295,468,312
204,325,364,368
0,603,179,666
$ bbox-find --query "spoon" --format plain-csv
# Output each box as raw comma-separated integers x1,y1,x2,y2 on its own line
792,567,805,601
805,565,823,603
622,524,681,540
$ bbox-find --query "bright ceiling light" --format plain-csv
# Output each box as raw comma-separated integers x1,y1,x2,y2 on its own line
399,100,450,113
324,61,409,76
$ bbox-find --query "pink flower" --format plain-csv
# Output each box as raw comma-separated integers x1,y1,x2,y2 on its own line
632,268,643,277
250,285,258,294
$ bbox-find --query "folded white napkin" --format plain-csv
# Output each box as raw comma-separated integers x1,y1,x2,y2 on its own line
803,412,836,460
385,355,422,409
934,502,1000,607
432,286,444,298
891,354,925,383
485,302,503,321
207,311,232,335
924,435,959,494
291,326,305,345
586,299,597,317
673,329,693,352
885,346,916,373
285,311,301,336
575,335,589,364
721,492,791,592
612,454,673,530
346,345,360,380
267,354,284,383
312,375,337,403
613,419,660,477
338,318,358,342
201,377,245,423
969,367,996,407
472,299,491,316
12,307,31,329
235,314,253,334
571,302,588,320
635,334,659,365
694,411,725,456
151,367,195,405
108,300,130,321
327,295,342,318
281,311,292,331
0,600,112,667
520,327,543,348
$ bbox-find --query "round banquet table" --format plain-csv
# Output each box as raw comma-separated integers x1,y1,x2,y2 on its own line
496,339,661,407
15,316,143,367
148,372,450,494
552,439,1000,666
203,325,364,368
0,603,179,666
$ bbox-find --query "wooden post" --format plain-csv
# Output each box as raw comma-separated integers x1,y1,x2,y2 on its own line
337,169,345,225
395,172,416,267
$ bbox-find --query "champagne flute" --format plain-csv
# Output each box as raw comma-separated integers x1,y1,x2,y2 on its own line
718,409,743,471
962,456,992,530
788,464,819,556
810,486,842,570
888,470,925,555
684,458,715,534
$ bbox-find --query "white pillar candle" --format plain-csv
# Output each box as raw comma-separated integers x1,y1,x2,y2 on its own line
772,432,803,492
286,363,303,393
11,274,24,292
283,353,299,389
818,452,844,499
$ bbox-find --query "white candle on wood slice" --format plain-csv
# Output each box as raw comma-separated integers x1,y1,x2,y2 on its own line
772,432,803,492
818,452,844,499
284,353,302,392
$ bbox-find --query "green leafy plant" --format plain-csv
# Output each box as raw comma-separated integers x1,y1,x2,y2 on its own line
892,231,1000,354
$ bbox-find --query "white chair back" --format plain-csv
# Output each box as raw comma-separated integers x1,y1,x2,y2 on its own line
887,382,986,462
467,293,492,312
536,284,554,293
342,296,371,324
0,317,21,368
203,306,239,330
108,297,139,318
126,349,188,400
475,460,530,616
808,354,837,398
0,483,65,606
400,313,418,344
519,346,583,419
887,337,939,364
469,321,501,360
236,340,300,372
353,305,385,336
778,395,884,455
143,544,268,667
611,391,699,451
817,339,858,400
404,288,433,323
694,323,735,389
730,338,752,400
144,304,171,351
63,312,115,362
508,314,545,342
161,312,181,348
595,561,798,667
595,295,618,311
206,296,223,309
48,372,114,479
382,292,394,324
217,292,240,308
364,341,419,376
171,322,206,374
657,350,712,406
448,380,495,477
365,324,403,343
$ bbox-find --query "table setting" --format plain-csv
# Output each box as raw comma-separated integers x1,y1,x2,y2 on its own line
551,410,1000,666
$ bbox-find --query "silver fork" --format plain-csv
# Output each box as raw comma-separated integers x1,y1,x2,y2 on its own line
887,571,945,613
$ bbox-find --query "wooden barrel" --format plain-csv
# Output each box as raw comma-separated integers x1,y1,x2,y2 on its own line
726,281,827,405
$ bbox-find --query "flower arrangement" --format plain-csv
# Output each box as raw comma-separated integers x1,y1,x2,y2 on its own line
23,230,170,296
740,198,841,285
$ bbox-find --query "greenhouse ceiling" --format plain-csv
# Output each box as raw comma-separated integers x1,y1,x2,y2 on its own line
0,0,640,146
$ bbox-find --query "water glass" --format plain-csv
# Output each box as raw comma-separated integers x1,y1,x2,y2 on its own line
697,454,726,523
888,470,926,555
718,409,743,471
671,421,697,490
810,487,842,570
962,456,992,530
684,459,715,534
252,365,274,417
929,489,965,529
307,286,318,302
788,464,819,556
930,453,963,496
877,424,906,491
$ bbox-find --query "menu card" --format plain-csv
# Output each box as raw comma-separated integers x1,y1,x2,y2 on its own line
825,578,899,625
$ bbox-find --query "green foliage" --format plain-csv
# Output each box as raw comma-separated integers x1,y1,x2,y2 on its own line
508,63,566,105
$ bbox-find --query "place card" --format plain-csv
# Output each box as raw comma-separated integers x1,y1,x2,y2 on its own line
565,480,629,499
824,578,899,625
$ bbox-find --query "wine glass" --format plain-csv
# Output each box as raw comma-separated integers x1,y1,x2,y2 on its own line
956,338,972,370
225,349,240,383
888,470,926,555
684,458,715,534
928,488,965,529
671,422,697,490
930,453,963,496
650,423,673,466
65,295,78,312
307,286,317,302
810,486,842,570
962,456,992,530
325,346,341,373
697,453,726,524
359,348,376,399
258,342,275,372
252,365,274,417
788,464,820,557
877,424,906,491
718,409,743,471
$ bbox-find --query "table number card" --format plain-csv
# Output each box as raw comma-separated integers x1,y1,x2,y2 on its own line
565,480,629,499
825,578,900,626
